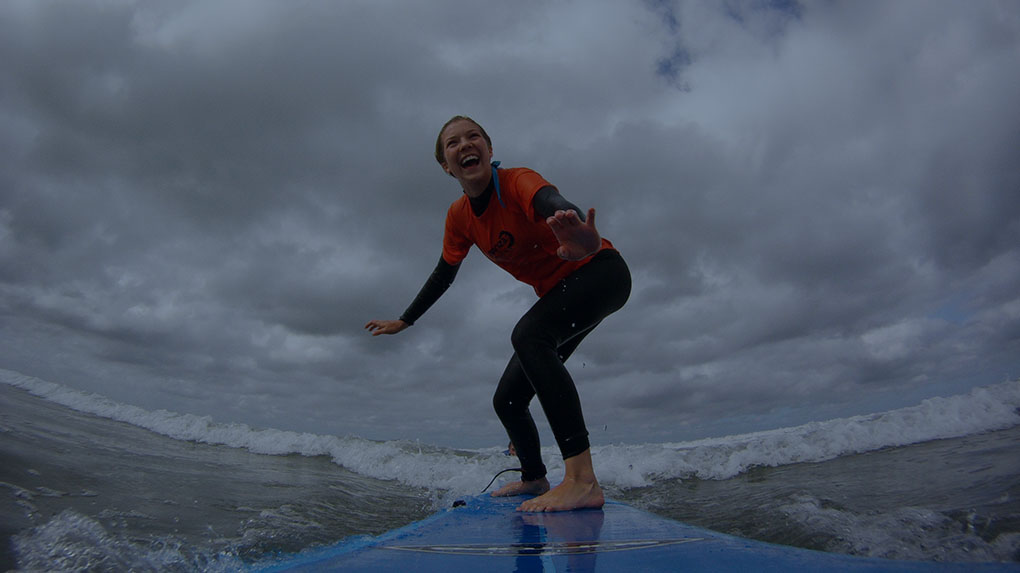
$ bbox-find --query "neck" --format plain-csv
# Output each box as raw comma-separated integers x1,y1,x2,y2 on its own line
468,183,492,217
460,169,493,198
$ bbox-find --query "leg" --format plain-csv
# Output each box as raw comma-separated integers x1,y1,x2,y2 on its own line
512,251,631,511
491,355,550,496
491,327,598,499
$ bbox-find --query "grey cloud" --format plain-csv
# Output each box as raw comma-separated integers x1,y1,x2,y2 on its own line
1,0,1017,447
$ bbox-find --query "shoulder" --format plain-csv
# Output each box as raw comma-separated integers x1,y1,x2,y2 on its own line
499,167,553,210
444,195,471,229
446,194,469,216
500,167,551,189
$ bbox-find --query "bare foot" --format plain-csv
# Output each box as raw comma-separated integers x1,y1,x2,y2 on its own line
491,477,550,498
516,477,604,512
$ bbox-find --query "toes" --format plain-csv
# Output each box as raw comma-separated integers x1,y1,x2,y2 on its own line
517,500,542,512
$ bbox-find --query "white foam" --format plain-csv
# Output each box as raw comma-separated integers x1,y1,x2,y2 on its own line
0,369,509,495
11,509,243,573
774,493,1016,562
3,369,1018,493
594,379,1020,486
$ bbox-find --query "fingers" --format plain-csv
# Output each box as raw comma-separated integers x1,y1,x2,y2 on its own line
365,320,391,335
366,319,407,336
546,209,582,229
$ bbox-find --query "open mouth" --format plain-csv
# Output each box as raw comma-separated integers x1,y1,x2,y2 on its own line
460,155,481,168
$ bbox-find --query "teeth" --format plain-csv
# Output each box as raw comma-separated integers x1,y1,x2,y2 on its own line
460,155,479,167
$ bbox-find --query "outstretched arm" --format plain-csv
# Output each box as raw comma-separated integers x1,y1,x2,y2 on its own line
533,186,601,261
365,256,460,336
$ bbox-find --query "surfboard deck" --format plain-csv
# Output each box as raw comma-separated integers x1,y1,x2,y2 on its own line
254,494,1017,572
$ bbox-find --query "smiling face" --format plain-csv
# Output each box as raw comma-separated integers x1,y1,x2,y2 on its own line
438,118,494,197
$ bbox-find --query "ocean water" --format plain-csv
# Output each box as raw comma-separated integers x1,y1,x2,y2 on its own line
1,369,1019,571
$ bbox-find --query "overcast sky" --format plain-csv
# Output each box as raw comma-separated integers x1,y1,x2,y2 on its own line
2,0,1018,448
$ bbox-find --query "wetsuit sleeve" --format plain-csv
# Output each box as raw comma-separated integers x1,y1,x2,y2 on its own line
399,256,461,326
533,186,586,222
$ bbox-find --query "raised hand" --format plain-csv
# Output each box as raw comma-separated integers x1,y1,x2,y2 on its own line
546,208,601,261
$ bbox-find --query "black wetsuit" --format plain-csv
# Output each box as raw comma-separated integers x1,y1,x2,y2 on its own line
400,183,631,482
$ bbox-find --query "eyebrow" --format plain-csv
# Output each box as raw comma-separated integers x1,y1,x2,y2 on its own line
446,128,480,145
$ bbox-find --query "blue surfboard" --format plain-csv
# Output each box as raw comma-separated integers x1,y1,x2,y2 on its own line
254,495,1017,572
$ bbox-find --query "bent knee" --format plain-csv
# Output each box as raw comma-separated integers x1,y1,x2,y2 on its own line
492,392,507,416
509,318,530,353
511,314,554,354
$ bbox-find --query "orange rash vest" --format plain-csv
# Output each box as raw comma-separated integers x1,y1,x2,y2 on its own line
441,167,614,298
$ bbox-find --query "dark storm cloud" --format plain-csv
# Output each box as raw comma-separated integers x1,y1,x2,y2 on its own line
1,0,1018,446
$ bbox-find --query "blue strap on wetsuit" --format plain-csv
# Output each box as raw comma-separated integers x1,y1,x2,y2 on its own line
491,161,505,207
